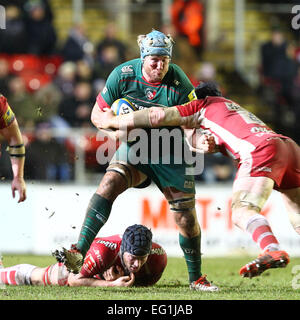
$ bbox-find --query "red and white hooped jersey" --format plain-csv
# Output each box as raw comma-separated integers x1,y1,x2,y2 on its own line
176,96,288,162
80,235,167,286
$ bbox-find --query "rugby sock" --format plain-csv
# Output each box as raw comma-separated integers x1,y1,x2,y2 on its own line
0,264,35,285
76,193,112,257
43,263,69,286
246,213,280,252
179,233,202,283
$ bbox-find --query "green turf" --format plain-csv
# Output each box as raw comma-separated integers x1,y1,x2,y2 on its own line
1,254,300,300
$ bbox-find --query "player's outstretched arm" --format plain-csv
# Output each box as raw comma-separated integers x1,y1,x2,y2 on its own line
98,106,183,130
0,118,26,202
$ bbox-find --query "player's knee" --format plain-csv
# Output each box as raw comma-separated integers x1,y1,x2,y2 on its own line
149,107,165,127
231,200,261,226
97,171,127,200
169,197,198,235
174,212,199,237
174,211,194,228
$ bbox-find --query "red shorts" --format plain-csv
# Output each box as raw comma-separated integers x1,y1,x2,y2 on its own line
236,137,300,189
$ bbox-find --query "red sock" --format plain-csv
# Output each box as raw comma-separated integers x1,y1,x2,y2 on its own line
246,214,280,252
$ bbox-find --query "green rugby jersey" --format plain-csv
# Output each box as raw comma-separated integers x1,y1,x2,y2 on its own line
99,58,196,108
97,58,197,192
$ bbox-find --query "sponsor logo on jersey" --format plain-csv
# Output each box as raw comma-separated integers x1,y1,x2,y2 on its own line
150,247,166,255
93,249,104,268
97,240,118,250
145,88,157,100
188,89,197,101
83,253,96,274
184,180,194,189
102,86,108,94
251,126,274,134
225,102,241,111
253,166,272,172
121,65,133,73
2,105,15,127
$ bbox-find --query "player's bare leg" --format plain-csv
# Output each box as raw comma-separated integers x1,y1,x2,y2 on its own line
280,187,300,235
232,176,289,278
163,187,218,291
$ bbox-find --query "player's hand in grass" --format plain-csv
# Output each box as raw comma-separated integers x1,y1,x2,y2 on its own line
103,265,124,281
112,272,135,287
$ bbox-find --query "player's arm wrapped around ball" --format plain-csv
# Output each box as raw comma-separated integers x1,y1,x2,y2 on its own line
105,106,183,129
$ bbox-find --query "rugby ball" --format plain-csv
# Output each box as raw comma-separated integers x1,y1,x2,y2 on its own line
111,98,137,115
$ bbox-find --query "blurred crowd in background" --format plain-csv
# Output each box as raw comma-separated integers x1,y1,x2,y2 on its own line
0,0,299,185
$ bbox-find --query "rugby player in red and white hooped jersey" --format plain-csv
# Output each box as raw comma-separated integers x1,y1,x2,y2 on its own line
0,225,167,287
0,94,26,203
99,82,300,279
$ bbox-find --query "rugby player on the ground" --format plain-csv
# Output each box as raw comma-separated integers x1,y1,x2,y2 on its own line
0,224,167,287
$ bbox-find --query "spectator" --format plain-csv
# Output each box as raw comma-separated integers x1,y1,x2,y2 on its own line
260,27,297,134
170,0,204,56
261,27,293,83
0,5,28,54
7,76,39,129
75,59,94,83
61,24,94,65
96,23,127,66
33,82,63,124
190,62,217,86
24,0,57,55
58,81,94,128
25,121,72,181
94,45,123,80
53,61,77,97
93,23,128,81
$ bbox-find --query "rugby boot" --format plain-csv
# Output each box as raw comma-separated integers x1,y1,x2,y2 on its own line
190,274,219,292
52,244,83,274
239,250,290,278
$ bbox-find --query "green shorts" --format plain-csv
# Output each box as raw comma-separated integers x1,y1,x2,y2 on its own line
110,142,195,194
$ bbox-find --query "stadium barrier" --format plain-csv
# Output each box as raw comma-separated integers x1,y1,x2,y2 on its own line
0,183,299,257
